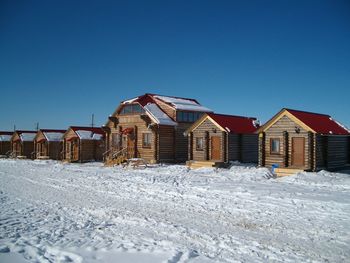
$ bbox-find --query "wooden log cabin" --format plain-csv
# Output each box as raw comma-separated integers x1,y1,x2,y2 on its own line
104,93,212,165
0,131,13,157
34,129,66,160
185,113,259,168
257,108,350,176
10,130,37,159
62,126,105,162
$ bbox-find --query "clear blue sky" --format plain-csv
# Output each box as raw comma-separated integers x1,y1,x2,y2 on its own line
1,0,349,131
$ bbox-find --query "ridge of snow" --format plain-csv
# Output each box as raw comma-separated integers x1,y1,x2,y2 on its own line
155,95,212,112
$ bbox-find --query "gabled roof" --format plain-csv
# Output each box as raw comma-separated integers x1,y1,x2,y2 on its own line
37,129,66,142
13,130,37,142
67,126,104,140
108,93,212,126
258,108,350,135
186,113,259,134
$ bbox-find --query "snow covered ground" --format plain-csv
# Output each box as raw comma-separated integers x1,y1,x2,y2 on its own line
0,159,349,263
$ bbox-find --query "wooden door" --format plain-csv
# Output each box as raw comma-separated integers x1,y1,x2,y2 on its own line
211,136,221,160
127,134,135,158
292,137,305,167
72,140,79,161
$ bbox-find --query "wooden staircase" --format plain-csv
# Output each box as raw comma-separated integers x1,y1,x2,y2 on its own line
187,161,222,169
274,168,305,177
104,147,128,166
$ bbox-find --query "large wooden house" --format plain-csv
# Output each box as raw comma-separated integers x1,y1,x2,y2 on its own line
185,113,259,168
257,108,350,176
104,93,212,165
11,130,37,158
34,129,66,160
62,126,105,162
0,131,13,157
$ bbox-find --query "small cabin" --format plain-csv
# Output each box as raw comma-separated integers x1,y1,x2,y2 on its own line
34,129,66,160
104,93,212,165
11,130,37,159
0,131,13,157
62,126,105,162
185,113,259,168
257,108,350,176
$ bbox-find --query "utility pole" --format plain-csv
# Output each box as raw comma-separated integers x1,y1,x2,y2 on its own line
36,122,39,131
14,125,16,131
91,114,95,128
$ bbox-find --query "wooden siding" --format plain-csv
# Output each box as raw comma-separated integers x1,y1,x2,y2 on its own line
262,115,311,169
228,133,240,161
191,119,224,162
63,128,103,162
326,135,349,170
158,125,175,161
241,134,258,163
175,123,192,162
0,141,11,155
108,114,156,162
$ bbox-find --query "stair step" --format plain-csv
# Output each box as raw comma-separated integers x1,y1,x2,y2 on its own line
275,168,304,177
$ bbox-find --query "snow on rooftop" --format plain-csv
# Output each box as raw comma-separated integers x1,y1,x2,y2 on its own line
122,97,138,104
20,133,36,142
43,132,64,142
0,135,12,142
144,103,177,126
75,130,103,140
155,95,212,112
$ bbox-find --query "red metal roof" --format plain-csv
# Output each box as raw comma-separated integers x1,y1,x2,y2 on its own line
15,130,37,134
286,109,350,135
70,126,104,135
39,129,66,133
207,113,259,134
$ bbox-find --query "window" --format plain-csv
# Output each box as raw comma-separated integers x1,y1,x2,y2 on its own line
270,138,280,154
120,104,145,115
196,137,204,151
142,133,152,148
176,111,204,122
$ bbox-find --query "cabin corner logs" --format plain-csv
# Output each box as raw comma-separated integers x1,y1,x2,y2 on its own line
1,93,349,173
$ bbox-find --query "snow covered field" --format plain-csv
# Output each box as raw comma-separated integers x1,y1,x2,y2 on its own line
0,160,349,263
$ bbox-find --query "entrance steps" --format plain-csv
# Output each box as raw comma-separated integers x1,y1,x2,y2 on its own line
274,168,305,177
186,161,223,169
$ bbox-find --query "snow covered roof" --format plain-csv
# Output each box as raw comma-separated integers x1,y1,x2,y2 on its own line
70,127,104,140
0,134,12,142
44,132,64,142
144,103,177,126
154,95,212,112
20,133,37,142
75,130,103,140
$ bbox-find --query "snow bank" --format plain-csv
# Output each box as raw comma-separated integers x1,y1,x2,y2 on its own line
0,160,349,262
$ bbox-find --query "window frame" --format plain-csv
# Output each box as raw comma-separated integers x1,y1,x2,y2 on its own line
270,138,280,154
196,137,204,151
142,133,152,148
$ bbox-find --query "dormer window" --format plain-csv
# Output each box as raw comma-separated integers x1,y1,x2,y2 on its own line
177,111,203,122
120,104,145,115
